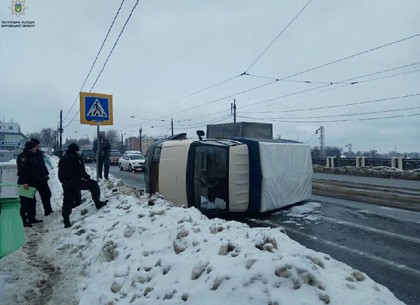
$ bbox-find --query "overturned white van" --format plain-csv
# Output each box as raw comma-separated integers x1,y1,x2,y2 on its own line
145,135,312,215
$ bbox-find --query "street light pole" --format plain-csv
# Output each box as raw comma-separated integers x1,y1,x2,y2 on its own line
171,118,174,136
139,127,142,152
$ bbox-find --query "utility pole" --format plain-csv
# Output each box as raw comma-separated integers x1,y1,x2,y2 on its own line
96,123,101,180
139,127,142,152
316,126,325,159
171,118,174,136
59,110,63,149
231,99,237,123
56,125,59,151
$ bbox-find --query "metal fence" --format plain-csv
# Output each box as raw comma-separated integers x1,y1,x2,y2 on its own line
312,158,420,170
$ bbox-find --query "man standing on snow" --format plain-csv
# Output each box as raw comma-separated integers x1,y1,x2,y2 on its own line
58,143,108,228
16,141,44,227
93,134,111,180
30,138,53,216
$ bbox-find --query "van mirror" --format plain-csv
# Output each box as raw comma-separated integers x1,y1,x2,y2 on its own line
196,130,205,140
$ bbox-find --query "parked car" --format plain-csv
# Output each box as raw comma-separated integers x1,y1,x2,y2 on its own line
109,150,122,165
119,153,146,172
80,149,96,163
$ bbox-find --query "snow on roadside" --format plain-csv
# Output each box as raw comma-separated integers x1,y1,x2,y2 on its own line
0,159,405,305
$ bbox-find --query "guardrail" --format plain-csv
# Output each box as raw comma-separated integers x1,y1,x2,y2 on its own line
312,157,420,171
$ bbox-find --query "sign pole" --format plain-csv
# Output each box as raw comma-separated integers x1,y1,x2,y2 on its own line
96,122,100,180
79,91,113,180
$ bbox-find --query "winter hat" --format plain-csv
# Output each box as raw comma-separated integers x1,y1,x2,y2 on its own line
30,138,40,145
24,141,37,150
68,143,80,152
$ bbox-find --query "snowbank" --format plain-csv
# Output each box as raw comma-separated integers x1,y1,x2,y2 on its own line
313,164,420,180
0,159,405,305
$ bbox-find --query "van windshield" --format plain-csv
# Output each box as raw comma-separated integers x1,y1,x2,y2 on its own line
192,146,228,211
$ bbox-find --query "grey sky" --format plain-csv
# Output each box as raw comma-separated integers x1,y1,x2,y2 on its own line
1,0,419,153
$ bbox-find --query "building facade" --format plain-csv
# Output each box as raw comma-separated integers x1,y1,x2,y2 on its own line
125,136,156,154
0,122,27,162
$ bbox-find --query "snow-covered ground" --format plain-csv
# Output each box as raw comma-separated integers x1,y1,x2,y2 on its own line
313,164,420,180
0,159,405,305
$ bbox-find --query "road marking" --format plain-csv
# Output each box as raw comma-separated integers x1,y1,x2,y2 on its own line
319,216,420,244
250,219,420,278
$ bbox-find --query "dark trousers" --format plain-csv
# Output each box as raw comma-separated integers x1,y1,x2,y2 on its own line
35,179,53,214
62,178,101,222
62,181,78,222
80,179,101,206
20,195,36,224
97,157,110,179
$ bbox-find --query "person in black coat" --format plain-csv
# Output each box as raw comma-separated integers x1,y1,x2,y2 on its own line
16,141,44,227
93,134,111,180
58,143,108,228
30,138,53,216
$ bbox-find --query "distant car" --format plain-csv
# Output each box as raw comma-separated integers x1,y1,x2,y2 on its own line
109,151,122,165
80,149,96,163
119,153,146,172
124,150,143,155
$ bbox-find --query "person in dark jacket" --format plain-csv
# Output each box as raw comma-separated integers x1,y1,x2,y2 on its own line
30,138,53,216
58,143,108,228
93,134,111,179
16,141,44,227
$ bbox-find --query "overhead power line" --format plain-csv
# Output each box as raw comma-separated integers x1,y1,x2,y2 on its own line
174,62,420,126
239,105,420,120
151,34,420,122
89,0,140,92
63,0,126,121
127,74,242,119
245,0,313,72
236,112,420,124
242,92,420,115
152,79,278,120
63,0,140,129
244,61,420,87
133,0,313,122
241,61,420,110
280,32,420,81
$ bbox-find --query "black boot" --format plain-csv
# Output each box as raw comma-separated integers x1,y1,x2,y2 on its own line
30,219,43,224
63,216,72,228
95,200,108,209
23,221,32,227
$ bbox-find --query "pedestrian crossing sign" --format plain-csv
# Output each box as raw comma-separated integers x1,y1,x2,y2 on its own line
80,92,113,125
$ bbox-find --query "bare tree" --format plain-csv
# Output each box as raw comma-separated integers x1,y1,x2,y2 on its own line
39,128,57,148
106,130,119,149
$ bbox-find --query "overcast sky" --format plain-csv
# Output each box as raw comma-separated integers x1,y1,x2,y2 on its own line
1,0,419,153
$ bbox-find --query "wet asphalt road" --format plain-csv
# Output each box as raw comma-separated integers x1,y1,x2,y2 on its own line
246,196,420,305
97,165,419,305
87,163,146,189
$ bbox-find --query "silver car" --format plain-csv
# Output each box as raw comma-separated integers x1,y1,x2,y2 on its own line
118,153,145,172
